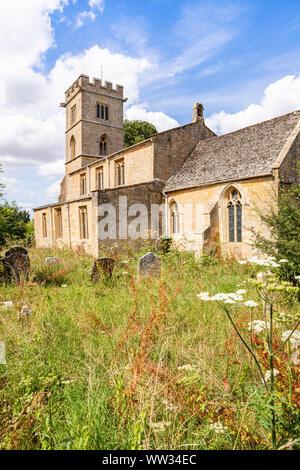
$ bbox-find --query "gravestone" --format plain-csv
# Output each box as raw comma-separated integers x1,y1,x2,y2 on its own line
17,306,33,320
0,341,6,365
45,257,59,265
91,257,115,281
138,252,161,278
155,235,172,254
0,301,13,310
1,246,30,284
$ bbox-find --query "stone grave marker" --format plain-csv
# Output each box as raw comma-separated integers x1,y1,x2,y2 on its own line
138,252,161,278
91,257,115,281
1,246,30,284
155,235,172,254
0,341,6,365
45,257,59,265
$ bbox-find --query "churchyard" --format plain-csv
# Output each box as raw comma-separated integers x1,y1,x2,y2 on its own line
0,243,299,450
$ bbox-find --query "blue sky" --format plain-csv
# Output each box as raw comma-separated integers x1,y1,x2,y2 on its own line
1,0,300,214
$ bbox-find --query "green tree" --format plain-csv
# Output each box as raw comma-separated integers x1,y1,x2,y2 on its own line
123,119,157,148
0,164,4,199
0,201,31,247
251,175,300,278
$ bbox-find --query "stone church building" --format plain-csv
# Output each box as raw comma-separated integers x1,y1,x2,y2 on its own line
34,74,300,258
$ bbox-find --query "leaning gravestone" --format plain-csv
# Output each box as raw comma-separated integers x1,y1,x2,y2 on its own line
155,235,172,254
138,252,161,278
1,246,30,284
91,257,115,281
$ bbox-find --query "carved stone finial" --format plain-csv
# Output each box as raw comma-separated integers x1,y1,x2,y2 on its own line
193,103,204,122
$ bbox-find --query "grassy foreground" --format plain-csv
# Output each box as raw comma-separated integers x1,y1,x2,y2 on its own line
0,244,299,450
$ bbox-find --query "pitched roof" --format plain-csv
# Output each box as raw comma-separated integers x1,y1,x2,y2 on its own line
165,110,300,192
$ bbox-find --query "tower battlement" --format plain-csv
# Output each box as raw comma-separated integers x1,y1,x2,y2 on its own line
65,74,124,105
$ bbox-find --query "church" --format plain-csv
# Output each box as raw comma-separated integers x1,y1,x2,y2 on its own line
33,74,300,259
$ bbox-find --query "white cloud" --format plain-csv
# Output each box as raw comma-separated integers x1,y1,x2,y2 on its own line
46,180,61,198
75,10,96,28
88,0,105,11
125,105,179,132
38,159,65,178
0,176,19,195
206,75,300,134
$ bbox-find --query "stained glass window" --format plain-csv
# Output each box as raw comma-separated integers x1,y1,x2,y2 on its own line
227,189,242,243
228,203,235,242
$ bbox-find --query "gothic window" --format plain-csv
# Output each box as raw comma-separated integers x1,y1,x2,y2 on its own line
227,189,242,243
42,213,47,238
96,166,104,189
54,208,63,239
115,159,125,186
79,206,88,239
105,106,109,120
70,136,76,159
99,135,108,155
96,103,100,118
170,202,180,234
80,173,87,195
101,105,104,119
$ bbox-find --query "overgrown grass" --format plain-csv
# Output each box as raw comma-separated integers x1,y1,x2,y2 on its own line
0,245,299,450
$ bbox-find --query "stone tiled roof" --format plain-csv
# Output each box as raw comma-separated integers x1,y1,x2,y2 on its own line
165,110,300,191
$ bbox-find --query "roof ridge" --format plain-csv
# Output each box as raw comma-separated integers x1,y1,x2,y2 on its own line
204,109,300,142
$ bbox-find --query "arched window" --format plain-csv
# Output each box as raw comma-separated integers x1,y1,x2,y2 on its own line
99,135,108,156
169,202,180,234
70,136,76,159
96,104,100,119
227,189,242,242
105,106,109,120
101,105,104,119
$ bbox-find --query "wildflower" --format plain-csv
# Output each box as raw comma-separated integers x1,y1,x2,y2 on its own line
61,284,68,288
248,320,269,334
281,330,300,349
0,301,13,309
178,364,197,371
238,260,247,265
264,369,279,382
244,301,259,308
197,292,211,301
209,422,228,434
122,271,129,276
151,421,171,432
236,289,246,295
291,349,300,366
279,259,289,263
224,299,236,304
295,275,300,281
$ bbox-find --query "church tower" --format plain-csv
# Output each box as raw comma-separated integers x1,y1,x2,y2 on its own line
62,74,126,175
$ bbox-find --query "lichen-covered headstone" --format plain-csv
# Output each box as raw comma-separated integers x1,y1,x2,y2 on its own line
17,306,33,320
0,341,6,365
138,252,161,278
2,246,30,284
91,257,115,281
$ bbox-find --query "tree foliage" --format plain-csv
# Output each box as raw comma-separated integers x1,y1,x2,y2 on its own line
0,201,32,246
123,119,157,148
251,176,300,278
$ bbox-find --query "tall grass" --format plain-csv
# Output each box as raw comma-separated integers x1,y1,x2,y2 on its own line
0,246,299,450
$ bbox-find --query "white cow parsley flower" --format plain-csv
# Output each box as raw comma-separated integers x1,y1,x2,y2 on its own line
244,301,259,308
264,369,279,382
248,320,269,334
281,330,300,349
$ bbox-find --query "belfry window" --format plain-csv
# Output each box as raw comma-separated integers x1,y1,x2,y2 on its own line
99,135,108,155
170,202,180,234
70,136,76,159
101,105,104,119
227,189,242,243
96,104,100,118
71,105,76,124
105,106,109,120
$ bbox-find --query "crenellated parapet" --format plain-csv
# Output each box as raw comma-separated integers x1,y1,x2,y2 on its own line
64,74,124,105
